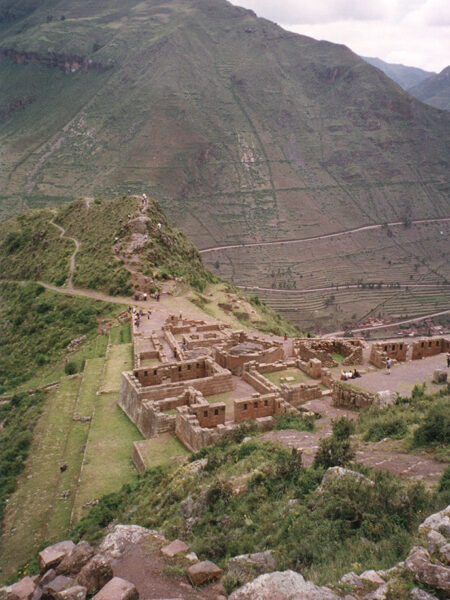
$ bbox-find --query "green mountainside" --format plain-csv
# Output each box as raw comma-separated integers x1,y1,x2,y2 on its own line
408,66,450,112
362,57,435,90
0,0,449,330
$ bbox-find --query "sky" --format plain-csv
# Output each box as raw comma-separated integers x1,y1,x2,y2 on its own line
229,0,449,73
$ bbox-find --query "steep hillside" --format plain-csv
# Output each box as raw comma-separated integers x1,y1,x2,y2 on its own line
409,66,450,112
362,57,435,90
0,0,449,329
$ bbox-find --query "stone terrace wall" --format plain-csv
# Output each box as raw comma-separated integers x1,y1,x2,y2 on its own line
411,337,450,360
370,341,408,368
243,369,276,395
133,357,222,386
175,408,233,452
332,381,375,409
190,402,226,427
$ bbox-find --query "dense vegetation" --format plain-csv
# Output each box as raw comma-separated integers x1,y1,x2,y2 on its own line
74,428,446,590
356,386,450,461
0,281,116,392
0,209,73,285
0,391,45,531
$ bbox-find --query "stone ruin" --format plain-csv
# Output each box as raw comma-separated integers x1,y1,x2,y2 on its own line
293,337,363,367
214,331,283,375
370,336,449,367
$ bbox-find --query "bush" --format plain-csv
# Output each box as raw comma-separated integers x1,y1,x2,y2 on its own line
439,464,450,493
64,361,77,375
313,436,355,469
364,414,408,442
332,417,355,440
274,414,314,432
414,400,450,446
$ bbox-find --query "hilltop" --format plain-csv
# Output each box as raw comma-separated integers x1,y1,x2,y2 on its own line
0,0,449,330
362,57,435,91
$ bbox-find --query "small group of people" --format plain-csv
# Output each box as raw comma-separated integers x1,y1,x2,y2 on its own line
340,369,361,381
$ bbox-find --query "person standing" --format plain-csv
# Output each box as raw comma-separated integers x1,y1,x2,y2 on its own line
386,357,391,375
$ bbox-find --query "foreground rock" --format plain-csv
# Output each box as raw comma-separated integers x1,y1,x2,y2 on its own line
92,577,138,600
229,570,340,600
76,555,113,595
187,560,222,586
56,541,94,576
405,546,450,593
38,541,76,572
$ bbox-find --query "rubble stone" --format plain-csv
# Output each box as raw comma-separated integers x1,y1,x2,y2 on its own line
56,542,94,575
56,586,87,600
187,560,222,586
77,555,113,595
161,540,190,558
92,577,138,600
405,546,450,593
38,541,75,573
229,570,340,599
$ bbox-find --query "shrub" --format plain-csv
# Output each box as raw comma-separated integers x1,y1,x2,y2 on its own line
414,400,450,446
274,414,314,432
364,414,408,442
332,417,355,440
438,464,450,493
313,436,355,469
64,361,77,375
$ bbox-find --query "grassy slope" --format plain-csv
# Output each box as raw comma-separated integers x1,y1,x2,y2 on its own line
0,0,449,329
73,432,448,592
0,281,121,393
0,325,140,581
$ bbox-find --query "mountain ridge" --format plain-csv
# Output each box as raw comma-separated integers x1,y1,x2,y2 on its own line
0,0,449,329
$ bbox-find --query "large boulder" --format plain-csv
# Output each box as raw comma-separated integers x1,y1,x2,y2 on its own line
404,546,450,593
432,369,447,384
160,539,189,558
38,542,76,573
3,577,36,599
225,551,276,589
374,390,398,408
76,556,113,595
418,506,450,537
42,575,74,597
56,542,94,576
97,525,159,561
321,467,374,488
92,577,138,600
55,586,87,600
229,570,341,600
187,561,222,586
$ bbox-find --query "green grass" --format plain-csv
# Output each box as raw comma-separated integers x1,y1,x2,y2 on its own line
332,353,345,364
0,376,82,580
263,368,313,387
0,281,118,393
109,323,131,345
73,436,447,590
101,343,133,393
135,433,191,470
73,392,143,522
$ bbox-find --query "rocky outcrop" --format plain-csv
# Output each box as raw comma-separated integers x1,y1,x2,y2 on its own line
55,541,94,576
76,555,113,595
404,546,450,593
91,577,138,600
229,570,340,600
0,48,112,73
38,541,76,572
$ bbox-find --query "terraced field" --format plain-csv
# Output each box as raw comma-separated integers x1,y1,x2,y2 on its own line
0,325,140,580
203,220,450,330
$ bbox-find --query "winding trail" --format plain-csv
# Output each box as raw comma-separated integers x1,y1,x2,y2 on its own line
49,215,80,289
198,216,450,254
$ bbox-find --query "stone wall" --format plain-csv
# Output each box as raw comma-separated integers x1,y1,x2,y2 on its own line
132,442,147,474
215,332,283,375
332,381,375,409
370,341,408,368
279,382,321,407
190,402,227,428
411,337,450,360
294,338,363,367
133,357,222,386
234,393,281,423
242,369,275,394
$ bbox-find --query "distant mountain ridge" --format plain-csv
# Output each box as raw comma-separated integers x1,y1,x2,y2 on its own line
409,66,450,111
0,0,449,329
362,56,435,90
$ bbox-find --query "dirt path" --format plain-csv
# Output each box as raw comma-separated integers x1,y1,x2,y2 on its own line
49,215,80,289
198,217,450,254
261,397,446,484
